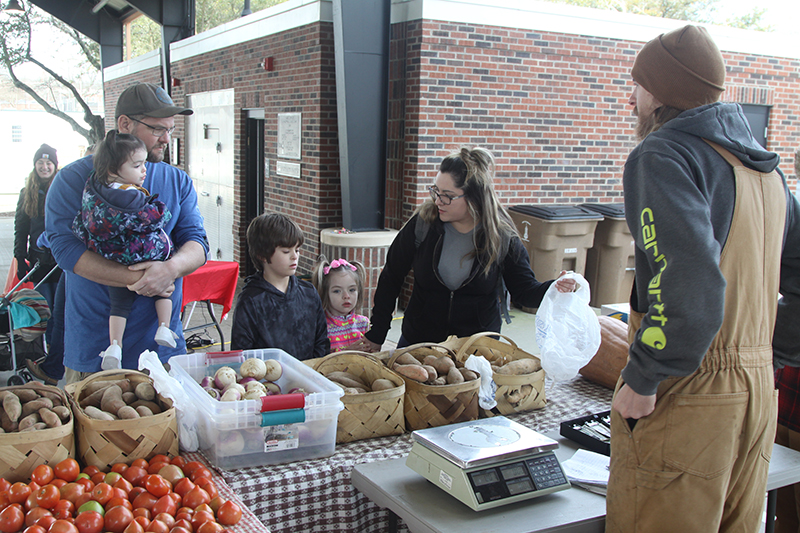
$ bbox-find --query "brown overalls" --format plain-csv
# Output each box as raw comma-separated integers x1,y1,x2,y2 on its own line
606,142,786,533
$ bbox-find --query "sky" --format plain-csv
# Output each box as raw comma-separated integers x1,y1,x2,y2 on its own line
718,0,800,37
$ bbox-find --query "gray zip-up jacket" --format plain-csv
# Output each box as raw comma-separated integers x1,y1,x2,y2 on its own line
621,102,800,396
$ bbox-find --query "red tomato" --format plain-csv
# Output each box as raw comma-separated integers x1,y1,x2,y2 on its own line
132,509,151,521
23,526,46,533
112,478,133,495
181,488,209,510
216,501,241,527
73,494,93,511
145,520,168,533
195,521,223,533
34,485,60,510
104,506,134,533
168,527,191,533
166,494,180,509
130,459,149,470
146,464,168,477
172,519,192,533
24,507,52,528
168,457,186,469
131,492,158,512
189,510,214,532
59,484,85,505
49,519,79,533
181,462,203,478
90,484,113,506
149,455,171,466
193,505,212,515
53,459,80,483
104,498,132,513
75,479,94,494
173,514,192,527
73,511,103,533
122,468,147,488
31,466,55,487
80,467,100,477
110,464,128,475
0,504,26,533
111,488,127,501
143,477,170,499
24,493,38,512
52,500,74,519
123,521,144,533
36,515,56,531
133,516,150,530
188,469,211,484
150,497,176,519
194,480,217,501
128,488,147,503
8,484,32,505
49,480,67,490
172,480,194,500
0,480,10,492
152,514,174,530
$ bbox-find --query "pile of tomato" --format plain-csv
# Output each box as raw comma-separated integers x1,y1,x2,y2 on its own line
0,456,242,533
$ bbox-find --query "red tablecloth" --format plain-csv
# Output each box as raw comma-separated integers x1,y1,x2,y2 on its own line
181,261,240,317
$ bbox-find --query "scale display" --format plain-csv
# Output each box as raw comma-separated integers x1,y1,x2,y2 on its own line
406,417,570,511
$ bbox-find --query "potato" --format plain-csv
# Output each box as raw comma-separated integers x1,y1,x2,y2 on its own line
20,422,47,432
52,405,71,422
13,389,40,403
134,382,156,401
21,398,53,419
38,407,61,428
394,352,420,366
326,371,367,387
0,410,18,432
446,366,465,384
135,405,154,417
343,387,366,394
328,374,371,391
430,356,455,376
496,359,540,375
37,390,63,406
421,355,438,367
421,365,437,382
18,412,40,431
84,406,115,420
117,406,140,419
130,400,162,414
393,363,429,383
432,376,447,386
3,392,22,422
122,392,137,405
371,378,395,391
100,385,126,415
458,367,479,381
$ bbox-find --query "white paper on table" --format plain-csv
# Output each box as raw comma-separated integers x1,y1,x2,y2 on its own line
561,448,610,486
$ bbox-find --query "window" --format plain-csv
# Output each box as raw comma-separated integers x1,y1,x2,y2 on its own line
11,125,22,143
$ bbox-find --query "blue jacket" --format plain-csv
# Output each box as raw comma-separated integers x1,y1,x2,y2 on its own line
46,155,208,371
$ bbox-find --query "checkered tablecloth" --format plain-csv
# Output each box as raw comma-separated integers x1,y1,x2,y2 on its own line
209,376,613,533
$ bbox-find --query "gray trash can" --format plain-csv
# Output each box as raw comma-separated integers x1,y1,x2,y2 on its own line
580,203,635,307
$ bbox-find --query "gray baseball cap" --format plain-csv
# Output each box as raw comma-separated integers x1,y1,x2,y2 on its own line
115,83,193,119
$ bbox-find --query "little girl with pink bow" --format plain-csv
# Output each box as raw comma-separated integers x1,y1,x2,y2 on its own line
312,257,370,352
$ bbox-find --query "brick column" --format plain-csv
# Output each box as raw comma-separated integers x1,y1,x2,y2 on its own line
319,228,398,317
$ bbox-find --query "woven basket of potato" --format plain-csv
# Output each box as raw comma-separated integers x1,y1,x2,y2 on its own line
0,383,75,483
449,332,546,416
313,351,405,443
65,369,178,470
387,343,480,431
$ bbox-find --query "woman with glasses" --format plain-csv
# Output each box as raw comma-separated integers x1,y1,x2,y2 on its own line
354,146,576,351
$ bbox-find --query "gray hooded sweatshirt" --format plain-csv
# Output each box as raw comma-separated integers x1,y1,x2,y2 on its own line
621,102,800,396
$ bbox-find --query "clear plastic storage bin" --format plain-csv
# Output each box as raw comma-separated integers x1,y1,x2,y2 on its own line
169,349,344,469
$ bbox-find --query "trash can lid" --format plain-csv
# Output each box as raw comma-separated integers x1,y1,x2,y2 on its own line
509,204,604,220
579,203,625,218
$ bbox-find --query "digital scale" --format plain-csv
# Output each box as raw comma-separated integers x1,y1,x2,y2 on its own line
406,417,570,511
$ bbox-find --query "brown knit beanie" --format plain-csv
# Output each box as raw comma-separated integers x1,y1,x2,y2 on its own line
631,25,725,110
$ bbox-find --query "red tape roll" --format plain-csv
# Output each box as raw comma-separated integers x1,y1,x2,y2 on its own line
260,393,305,412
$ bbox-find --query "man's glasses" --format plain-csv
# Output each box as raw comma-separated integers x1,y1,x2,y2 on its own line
127,116,175,138
428,186,465,205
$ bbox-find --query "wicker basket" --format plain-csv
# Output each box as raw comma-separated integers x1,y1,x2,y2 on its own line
0,383,75,483
313,351,405,443
387,343,479,431
66,370,178,469
449,332,546,416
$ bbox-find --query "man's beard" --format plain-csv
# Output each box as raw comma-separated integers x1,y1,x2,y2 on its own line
147,144,165,163
634,105,684,142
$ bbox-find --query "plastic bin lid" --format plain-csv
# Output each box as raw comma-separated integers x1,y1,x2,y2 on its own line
509,204,603,220
579,203,625,218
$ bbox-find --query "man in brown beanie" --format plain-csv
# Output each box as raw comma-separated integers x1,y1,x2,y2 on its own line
606,25,800,532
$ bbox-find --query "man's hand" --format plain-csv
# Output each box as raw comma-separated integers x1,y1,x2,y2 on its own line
128,261,177,297
612,383,656,420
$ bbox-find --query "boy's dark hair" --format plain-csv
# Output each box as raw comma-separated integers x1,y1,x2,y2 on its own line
247,213,305,269
93,130,146,185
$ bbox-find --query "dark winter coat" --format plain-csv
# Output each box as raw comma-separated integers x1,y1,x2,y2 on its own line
230,274,330,360
14,182,61,284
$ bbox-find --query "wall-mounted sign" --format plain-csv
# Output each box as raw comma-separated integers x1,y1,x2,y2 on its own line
277,112,301,160
276,161,301,178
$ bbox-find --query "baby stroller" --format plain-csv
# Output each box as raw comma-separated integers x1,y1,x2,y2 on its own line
0,261,55,386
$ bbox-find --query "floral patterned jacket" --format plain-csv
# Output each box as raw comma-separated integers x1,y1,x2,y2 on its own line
72,173,173,266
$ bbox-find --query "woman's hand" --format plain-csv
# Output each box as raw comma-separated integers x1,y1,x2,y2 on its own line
345,337,382,353
554,270,577,293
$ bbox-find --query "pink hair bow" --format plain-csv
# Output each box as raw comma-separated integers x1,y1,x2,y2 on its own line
323,258,357,275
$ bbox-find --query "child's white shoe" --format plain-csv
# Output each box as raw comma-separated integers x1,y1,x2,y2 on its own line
101,341,122,370
155,323,178,348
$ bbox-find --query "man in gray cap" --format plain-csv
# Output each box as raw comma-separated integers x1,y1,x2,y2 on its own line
45,83,209,381
606,25,800,532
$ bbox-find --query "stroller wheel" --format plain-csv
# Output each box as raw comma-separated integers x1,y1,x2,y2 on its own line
7,374,25,386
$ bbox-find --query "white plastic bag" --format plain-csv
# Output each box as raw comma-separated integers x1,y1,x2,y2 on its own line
535,272,601,382
138,350,199,452
464,354,497,410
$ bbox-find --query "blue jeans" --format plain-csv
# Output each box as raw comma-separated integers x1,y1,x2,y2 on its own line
38,276,65,380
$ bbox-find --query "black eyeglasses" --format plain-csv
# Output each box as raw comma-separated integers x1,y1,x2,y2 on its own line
428,186,465,205
127,116,175,138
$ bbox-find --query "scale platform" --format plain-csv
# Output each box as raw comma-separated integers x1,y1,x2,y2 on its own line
406,417,570,511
